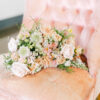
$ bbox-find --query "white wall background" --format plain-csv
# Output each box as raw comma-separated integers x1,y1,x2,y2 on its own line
0,0,25,20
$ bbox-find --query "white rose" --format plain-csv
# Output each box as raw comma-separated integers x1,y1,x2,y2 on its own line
11,62,30,77
18,46,31,58
8,38,17,52
61,44,75,60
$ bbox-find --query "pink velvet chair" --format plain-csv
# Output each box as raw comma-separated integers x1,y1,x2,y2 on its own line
0,0,100,100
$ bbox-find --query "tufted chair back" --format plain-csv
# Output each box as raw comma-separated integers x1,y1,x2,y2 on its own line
22,0,100,77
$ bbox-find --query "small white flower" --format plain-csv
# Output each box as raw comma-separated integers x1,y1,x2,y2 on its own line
43,39,48,47
11,62,30,77
31,62,41,74
8,38,17,52
18,46,31,58
33,67,41,74
61,44,75,60
76,58,82,65
28,56,35,64
64,60,71,66
52,33,62,41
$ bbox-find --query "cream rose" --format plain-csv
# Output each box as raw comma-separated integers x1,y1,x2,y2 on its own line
8,38,17,52
11,62,30,77
61,44,75,60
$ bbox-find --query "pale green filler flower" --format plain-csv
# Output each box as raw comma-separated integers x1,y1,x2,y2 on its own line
18,46,31,58
30,32,43,43
35,44,43,51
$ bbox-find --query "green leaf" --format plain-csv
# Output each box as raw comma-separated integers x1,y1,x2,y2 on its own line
54,28,65,38
18,39,30,47
64,33,74,39
3,53,14,69
66,67,73,73
7,59,13,65
71,60,88,71
57,64,73,73
57,64,66,70
4,59,13,69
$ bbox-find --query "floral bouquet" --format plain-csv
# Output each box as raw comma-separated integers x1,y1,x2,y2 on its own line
4,20,88,77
